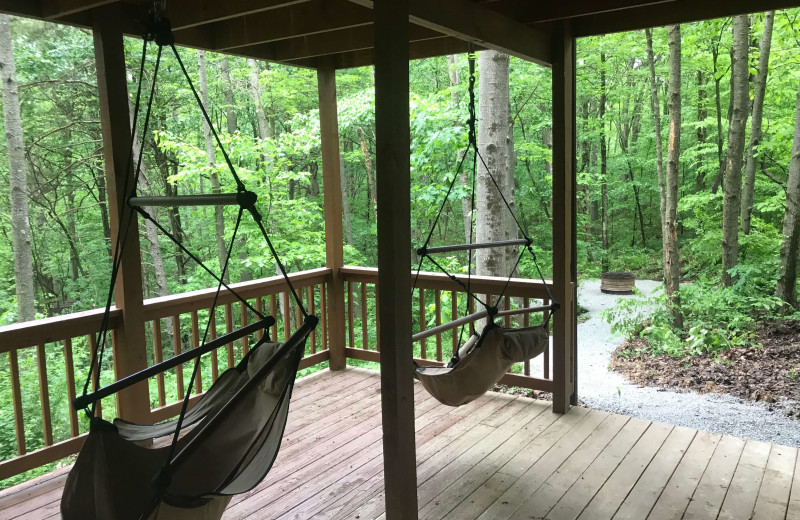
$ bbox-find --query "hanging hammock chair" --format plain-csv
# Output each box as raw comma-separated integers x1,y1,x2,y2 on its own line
61,15,317,520
412,51,557,407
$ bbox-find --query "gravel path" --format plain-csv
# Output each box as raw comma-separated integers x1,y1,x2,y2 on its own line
577,279,800,448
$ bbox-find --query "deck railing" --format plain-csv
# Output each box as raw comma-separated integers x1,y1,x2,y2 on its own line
0,265,553,483
0,267,331,481
340,266,554,392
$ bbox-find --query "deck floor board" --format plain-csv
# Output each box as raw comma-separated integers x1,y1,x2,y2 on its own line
1,367,797,520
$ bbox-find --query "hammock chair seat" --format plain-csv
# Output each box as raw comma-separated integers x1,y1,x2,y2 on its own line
415,323,549,407
61,323,313,520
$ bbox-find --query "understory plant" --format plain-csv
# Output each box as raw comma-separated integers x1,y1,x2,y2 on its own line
603,274,784,358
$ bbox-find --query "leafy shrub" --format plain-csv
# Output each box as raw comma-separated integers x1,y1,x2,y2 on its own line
603,276,783,358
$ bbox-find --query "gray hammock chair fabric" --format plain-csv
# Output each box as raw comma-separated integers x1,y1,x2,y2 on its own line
412,52,556,408
415,322,549,407
61,316,316,520
61,16,318,519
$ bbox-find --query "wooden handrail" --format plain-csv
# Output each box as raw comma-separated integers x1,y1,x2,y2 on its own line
340,265,552,299
411,304,551,342
0,268,332,352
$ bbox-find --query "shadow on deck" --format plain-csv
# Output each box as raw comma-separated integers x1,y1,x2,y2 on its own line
1,367,799,519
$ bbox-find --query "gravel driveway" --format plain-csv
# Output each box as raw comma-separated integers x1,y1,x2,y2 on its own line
577,279,800,448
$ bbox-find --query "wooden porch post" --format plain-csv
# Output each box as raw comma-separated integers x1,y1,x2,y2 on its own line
317,59,347,371
92,7,150,423
374,1,418,518
551,22,578,414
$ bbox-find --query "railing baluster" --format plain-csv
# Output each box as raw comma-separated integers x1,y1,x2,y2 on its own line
209,309,219,382
172,314,184,398
270,294,278,342
375,284,380,352
504,295,511,327
307,285,316,353
361,282,368,350
543,298,550,380
36,344,53,446
523,297,531,377
255,296,264,341
283,292,291,341
88,333,101,418
434,290,442,362
64,338,79,437
151,320,166,407
190,311,202,394
225,303,234,369
347,281,354,349
9,350,25,455
419,288,426,359
451,290,458,355
241,301,249,355
320,283,328,351
295,292,302,354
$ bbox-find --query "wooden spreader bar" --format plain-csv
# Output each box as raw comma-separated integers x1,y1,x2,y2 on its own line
412,304,550,342
129,193,241,207
417,238,530,256
73,315,275,410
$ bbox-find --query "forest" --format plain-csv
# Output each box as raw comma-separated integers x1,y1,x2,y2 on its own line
2,10,800,485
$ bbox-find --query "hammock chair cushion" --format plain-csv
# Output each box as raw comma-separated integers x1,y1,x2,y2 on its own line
61,325,311,520
415,323,548,407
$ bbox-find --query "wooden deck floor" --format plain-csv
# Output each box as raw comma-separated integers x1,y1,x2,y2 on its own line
2,367,799,519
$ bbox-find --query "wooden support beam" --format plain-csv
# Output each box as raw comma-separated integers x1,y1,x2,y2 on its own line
181,0,372,51
317,59,346,371
374,1,418,518
567,0,800,37
0,0,43,18
92,6,151,424
43,0,114,19
240,23,440,63
347,0,552,66
164,0,308,30
551,22,577,414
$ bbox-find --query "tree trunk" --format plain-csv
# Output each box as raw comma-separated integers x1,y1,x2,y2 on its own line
696,70,708,190
247,58,269,143
219,56,237,134
340,154,354,246
741,11,774,235
0,15,36,322
447,54,473,246
357,126,377,219
476,50,515,278
599,53,609,272
665,25,683,329
721,16,750,286
711,38,726,194
776,78,800,307
197,50,230,285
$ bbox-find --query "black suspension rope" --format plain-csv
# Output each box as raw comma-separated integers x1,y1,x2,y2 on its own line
411,48,558,347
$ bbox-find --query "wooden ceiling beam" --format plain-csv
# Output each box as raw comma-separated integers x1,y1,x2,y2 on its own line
163,0,309,30
347,0,552,65
177,0,373,51
565,0,800,36
241,22,440,63
0,0,44,18
486,0,676,24
43,0,119,20
288,35,480,69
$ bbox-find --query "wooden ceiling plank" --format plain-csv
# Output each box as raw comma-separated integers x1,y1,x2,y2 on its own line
164,0,309,30
0,0,43,18
241,22,440,63
488,0,676,24
347,0,552,65
567,0,800,37
43,0,118,20
187,0,374,51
